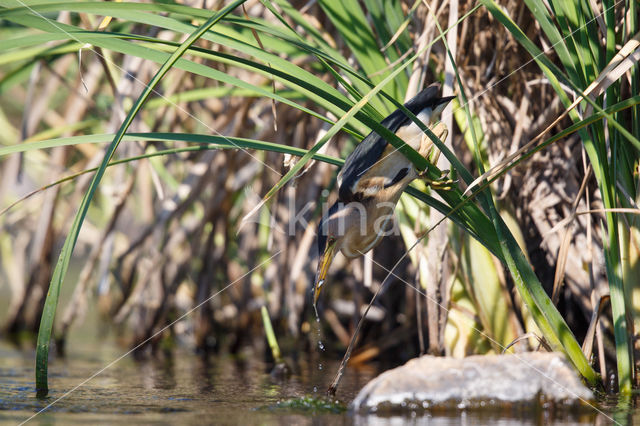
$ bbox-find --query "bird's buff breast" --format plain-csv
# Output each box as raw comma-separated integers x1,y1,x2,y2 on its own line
340,202,396,258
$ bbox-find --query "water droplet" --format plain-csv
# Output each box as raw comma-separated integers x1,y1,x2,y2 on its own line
318,341,325,351
318,363,323,370
313,386,318,393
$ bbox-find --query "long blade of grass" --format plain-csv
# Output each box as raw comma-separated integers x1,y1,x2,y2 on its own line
469,96,640,191
0,15,367,134
257,0,383,121
481,1,640,151
34,0,246,396
0,132,342,163
317,0,405,107
467,32,640,193
432,7,599,384
0,2,358,91
482,0,639,391
1,130,504,263
1,143,338,217
239,2,485,224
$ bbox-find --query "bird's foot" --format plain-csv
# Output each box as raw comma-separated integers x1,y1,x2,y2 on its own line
420,169,458,190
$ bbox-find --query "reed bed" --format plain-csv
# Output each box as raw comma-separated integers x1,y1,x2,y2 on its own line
0,0,638,396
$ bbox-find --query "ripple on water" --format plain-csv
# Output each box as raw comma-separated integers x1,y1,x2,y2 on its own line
0,341,632,425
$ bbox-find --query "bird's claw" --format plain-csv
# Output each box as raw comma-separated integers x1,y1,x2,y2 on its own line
420,169,458,190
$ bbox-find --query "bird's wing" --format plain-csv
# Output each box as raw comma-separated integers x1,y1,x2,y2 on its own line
337,84,449,201
337,109,411,201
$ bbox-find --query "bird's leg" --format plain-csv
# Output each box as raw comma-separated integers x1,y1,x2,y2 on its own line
421,169,457,190
418,122,457,190
418,122,446,155
419,163,457,190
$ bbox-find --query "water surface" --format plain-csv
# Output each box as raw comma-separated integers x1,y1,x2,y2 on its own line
0,340,635,425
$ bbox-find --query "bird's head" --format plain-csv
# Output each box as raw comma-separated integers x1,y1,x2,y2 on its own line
313,202,363,307
404,85,455,132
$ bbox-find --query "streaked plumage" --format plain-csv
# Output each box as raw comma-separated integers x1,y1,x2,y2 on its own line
314,83,454,306
337,84,453,201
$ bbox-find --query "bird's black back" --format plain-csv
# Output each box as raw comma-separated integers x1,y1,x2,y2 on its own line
338,84,452,201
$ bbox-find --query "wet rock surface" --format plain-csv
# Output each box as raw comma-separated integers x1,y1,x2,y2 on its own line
351,352,594,413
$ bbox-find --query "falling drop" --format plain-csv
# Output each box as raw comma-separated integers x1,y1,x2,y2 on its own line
313,311,326,384
313,386,318,393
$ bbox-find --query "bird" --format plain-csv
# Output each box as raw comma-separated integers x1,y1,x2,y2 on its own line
313,83,455,307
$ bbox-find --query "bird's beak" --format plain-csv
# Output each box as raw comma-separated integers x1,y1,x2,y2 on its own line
314,237,338,308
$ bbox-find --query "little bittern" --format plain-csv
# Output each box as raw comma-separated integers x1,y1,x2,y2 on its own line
314,83,454,306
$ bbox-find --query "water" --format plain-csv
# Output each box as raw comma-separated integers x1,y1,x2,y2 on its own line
0,339,369,425
0,339,637,425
